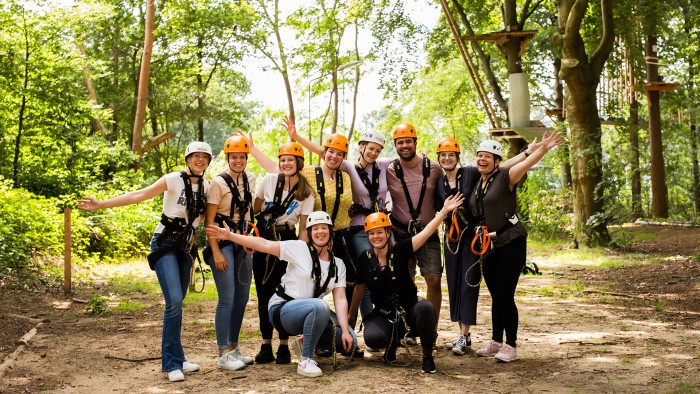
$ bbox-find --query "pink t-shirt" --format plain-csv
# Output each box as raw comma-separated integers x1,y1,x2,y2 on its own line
386,155,443,226
342,158,392,227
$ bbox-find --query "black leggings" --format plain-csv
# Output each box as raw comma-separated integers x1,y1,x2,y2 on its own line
363,299,436,356
252,227,296,340
482,236,526,347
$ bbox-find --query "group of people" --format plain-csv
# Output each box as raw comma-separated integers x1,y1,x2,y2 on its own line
77,118,562,381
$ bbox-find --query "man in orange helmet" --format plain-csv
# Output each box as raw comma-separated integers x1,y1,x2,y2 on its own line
386,124,445,346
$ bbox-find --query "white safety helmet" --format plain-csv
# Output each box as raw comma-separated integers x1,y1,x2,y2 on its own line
185,141,213,159
476,140,503,159
359,131,385,148
306,211,333,229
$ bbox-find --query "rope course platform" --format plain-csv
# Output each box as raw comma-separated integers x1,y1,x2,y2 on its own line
489,121,553,143
462,30,538,59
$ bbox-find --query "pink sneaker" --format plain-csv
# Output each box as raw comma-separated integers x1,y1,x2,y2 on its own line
476,340,502,357
494,344,517,362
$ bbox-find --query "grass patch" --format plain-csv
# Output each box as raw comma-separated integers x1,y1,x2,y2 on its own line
620,356,635,364
665,382,697,394
114,299,147,313
527,241,656,270
183,276,219,304
526,280,585,298
107,274,159,294
652,299,667,312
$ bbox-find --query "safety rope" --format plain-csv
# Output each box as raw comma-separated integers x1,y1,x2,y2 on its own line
465,226,492,288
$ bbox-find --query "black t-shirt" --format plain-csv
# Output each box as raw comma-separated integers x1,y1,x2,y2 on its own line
356,238,418,312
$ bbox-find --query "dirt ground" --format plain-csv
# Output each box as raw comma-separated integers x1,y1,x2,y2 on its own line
1,224,699,393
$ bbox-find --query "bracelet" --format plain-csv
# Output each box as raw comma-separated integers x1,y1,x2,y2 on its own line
524,150,530,157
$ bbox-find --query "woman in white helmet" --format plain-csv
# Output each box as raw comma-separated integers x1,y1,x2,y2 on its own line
77,141,212,382
469,132,562,363
280,118,391,327
206,211,357,378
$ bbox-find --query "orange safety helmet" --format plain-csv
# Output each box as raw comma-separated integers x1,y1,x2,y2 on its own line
392,123,417,140
223,135,250,154
436,137,461,153
278,141,305,158
323,133,349,153
364,212,392,232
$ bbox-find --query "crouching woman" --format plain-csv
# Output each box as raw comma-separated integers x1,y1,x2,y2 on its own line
206,211,356,378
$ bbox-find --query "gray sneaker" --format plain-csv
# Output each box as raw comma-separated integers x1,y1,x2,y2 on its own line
217,351,246,370
452,334,470,356
231,347,254,365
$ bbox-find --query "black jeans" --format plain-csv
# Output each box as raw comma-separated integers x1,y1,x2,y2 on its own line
363,299,436,356
482,236,526,347
252,227,296,340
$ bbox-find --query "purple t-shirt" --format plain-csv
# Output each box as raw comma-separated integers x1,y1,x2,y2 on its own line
386,155,443,226
342,158,392,227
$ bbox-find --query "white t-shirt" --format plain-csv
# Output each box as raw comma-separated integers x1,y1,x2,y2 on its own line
269,240,346,309
255,173,314,227
154,171,209,234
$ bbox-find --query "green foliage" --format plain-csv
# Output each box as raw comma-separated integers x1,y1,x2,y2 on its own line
0,178,65,277
518,161,573,240
86,294,109,315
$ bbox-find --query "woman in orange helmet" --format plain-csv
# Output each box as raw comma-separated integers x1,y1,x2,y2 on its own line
204,135,257,371
247,140,315,364
348,192,465,373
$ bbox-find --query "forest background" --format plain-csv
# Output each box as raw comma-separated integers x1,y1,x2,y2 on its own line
0,0,698,285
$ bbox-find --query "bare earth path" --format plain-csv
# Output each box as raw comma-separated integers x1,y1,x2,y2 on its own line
1,224,699,393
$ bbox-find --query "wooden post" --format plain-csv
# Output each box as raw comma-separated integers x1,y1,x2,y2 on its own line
64,208,71,295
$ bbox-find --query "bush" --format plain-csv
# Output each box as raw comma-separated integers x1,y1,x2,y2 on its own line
0,178,64,277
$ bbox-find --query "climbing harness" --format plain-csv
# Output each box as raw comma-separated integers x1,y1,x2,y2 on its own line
393,157,430,235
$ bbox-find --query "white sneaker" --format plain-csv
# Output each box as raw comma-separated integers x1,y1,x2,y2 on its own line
182,361,199,373
231,347,254,365
297,358,322,377
168,369,185,382
476,340,502,357
494,344,518,362
217,351,246,371
290,336,303,361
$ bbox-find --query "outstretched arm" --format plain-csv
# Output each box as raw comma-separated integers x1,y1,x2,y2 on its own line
411,193,465,252
77,177,167,210
237,130,279,173
206,222,281,257
508,131,563,188
283,116,324,157
500,138,542,169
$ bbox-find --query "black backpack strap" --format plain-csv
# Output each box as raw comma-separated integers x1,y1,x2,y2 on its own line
315,167,326,212
309,243,337,298
356,162,380,212
315,167,343,223
218,171,252,232
393,157,430,226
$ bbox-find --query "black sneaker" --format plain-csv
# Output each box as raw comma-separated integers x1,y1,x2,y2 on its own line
255,343,275,364
275,345,291,364
314,347,332,358
422,355,436,373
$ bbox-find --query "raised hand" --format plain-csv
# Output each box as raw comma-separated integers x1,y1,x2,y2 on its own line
282,116,297,139
236,129,255,149
441,192,465,214
541,131,563,151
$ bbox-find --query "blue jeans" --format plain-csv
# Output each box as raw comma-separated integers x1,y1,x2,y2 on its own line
268,299,357,359
347,229,374,318
151,234,191,372
210,242,252,349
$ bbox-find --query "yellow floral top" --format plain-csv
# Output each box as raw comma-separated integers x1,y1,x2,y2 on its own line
300,166,353,230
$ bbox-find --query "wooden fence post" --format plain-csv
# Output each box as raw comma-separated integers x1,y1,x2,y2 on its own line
64,208,71,295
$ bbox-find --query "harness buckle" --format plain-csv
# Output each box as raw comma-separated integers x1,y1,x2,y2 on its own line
407,219,421,235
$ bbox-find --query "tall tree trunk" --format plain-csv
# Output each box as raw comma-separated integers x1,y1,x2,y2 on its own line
553,45,572,189
629,98,642,218
13,16,30,187
331,69,339,134
111,43,119,137
691,124,700,214
557,0,613,246
76,41,107,137
681,0,700,214
645,35,668,218
347,23,360,140
132,0,155,168
196,36,205,142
